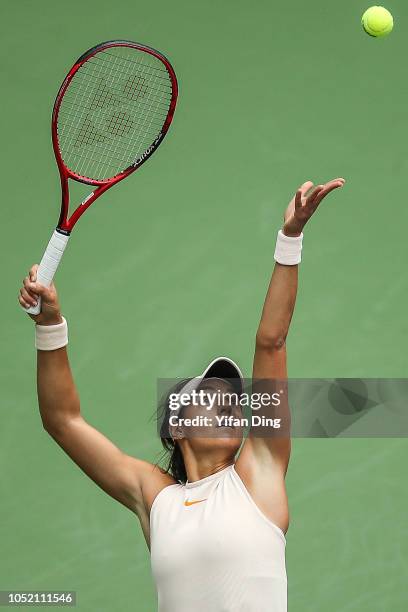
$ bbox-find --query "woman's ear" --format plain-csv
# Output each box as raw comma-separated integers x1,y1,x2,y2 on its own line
170,423,184,440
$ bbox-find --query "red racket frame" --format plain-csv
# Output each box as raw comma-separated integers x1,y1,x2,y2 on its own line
52,40,178,233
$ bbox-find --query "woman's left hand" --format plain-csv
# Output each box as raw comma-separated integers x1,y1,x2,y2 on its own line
283,177,345,237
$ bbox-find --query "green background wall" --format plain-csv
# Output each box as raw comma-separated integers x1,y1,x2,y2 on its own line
1,0,407,610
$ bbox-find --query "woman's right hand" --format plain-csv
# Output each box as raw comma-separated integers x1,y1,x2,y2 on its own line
18,264,63,326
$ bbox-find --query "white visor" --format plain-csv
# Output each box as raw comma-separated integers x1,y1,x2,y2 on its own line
177,356,244,401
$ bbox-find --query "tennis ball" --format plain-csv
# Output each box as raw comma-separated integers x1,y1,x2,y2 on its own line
361,6,394,37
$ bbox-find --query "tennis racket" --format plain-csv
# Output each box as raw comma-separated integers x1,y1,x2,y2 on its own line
25,40,178,315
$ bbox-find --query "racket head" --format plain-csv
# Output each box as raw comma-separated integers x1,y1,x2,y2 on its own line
52,40,178,187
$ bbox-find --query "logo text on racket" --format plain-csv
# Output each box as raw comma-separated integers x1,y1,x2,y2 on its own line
81,192,95,206
132,134,163,167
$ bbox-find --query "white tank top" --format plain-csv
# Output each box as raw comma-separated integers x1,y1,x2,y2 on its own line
150,464,287,612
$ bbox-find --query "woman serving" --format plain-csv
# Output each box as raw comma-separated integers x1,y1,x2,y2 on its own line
18,177,345,612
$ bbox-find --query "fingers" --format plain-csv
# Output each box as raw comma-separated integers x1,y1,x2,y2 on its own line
323,177,345,192
18,264,58,313
306,184,325,207
294,189,303,211
19,286,37,309
23,275,42,296
302,177,345,210
22,275,39,301
24,279,49,297
312,178,345,207
29,264,39,282
18,289,32,309
299,181,314,197
295,181,315,211
18,265,47,309
321,177,345,191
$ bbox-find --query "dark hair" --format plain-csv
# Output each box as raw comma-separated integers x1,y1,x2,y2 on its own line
156,378,192,484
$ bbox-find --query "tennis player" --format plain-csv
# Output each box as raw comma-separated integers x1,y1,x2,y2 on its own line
19,177,345,611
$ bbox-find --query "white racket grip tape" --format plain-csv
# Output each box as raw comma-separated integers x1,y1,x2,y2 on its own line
25,230,70,315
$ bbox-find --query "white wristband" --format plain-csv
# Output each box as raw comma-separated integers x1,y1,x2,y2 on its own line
274,229,303,265
35,317,68,351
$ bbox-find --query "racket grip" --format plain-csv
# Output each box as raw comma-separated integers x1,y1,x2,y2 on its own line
25,229,70,315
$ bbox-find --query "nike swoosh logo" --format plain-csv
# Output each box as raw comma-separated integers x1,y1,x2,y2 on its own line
184,498,207,507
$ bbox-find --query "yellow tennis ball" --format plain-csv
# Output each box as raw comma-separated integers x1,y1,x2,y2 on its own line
361,6,394,37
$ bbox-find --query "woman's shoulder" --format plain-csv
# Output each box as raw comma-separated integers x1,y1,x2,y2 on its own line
138,461,181,514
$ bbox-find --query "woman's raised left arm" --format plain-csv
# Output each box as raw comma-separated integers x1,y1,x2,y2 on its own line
236,178,345,532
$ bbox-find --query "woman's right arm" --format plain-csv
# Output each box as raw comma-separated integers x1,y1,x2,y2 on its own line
18,266,173,520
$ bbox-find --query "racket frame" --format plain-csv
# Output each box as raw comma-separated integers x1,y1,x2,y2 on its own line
52,39,178,233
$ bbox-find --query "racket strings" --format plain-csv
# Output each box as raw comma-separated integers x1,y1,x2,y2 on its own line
101,50,170,73
61,109,165,160
105,112,134,138
61,99,167,124
57,46,174,181
62,67,166,175
65,81,171,109
75,59,173,91
60,115,161,146
74,110,135,146
122,75,148,101
58,113,165,167
87,55,172,83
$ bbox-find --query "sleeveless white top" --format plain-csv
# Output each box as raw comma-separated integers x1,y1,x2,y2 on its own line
150,464,287,612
